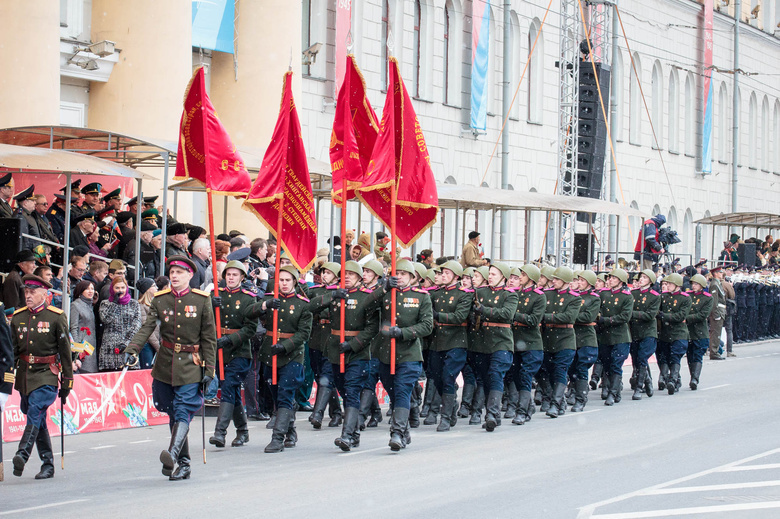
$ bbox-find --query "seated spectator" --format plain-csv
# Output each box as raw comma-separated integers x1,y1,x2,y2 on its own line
98,276,142,372
2,249,36,310
215,239,230,279
71,280,98,373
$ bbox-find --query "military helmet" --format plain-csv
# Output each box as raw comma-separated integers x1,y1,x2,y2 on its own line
690,273,708,288
462,266,476,278
540,265,556,281
597,273,608,283
552,266,575,284
363,259,384,277
475,266,490,281
491,262,511,281
441,260,463,278
279,265,299,283
425,270,437,283
510,267,522,278
520,264,541,283
664,273,684,287
396,259,417,276
344,260,363,278
321,261,341,277
414,262,428,280
640,269,657,285
222,260,248,279
609,268,629,284
578,270,597,287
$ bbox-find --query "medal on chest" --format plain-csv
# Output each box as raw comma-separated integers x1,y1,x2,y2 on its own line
235,299,241,310
37,321,50,333
347,298,358,310
559,297,565,306
403,297,420,309
185,305,198,318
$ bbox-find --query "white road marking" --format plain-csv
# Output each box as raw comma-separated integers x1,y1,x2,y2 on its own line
591,501,780,518
645,480,780,495
576,447,780,519
89,445,115,450
129,439,155,444
340,446,388,457
700,383,731,391
722,463,780,472
559,409,603,418
0,500,89,516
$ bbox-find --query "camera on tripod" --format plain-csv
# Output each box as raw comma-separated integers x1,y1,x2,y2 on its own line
658,226,681,248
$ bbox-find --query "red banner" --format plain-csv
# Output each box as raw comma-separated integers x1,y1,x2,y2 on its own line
2,369,168,442
357,58,439,248
242,72,318,273
330,55,379,205
174,66,252,197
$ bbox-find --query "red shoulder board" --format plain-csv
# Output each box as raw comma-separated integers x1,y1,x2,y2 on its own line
650,290,660,296
590,291,601,297
702,291,712,297
622,289,632,295
360,287,373,293
325,284,339,290
296,294,310,302
534,288,545,295
568,290,580,296
680,292,690,297
412,288,428,294
242,289,258,297
504,287,517,293
460,288,475,293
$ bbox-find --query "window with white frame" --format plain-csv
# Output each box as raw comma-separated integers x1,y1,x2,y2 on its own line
381,0,391,90
443,0,462,106
718,82,728,162
510,10,522,119
527,18,544,124
302,0,327,79
651,61,663,149
668,68,679,153
684,73,695,156
761,96,769,171
612,49,624,141
629,52,642,145
748,93,757,168
774,101,780,173
412,0,433,100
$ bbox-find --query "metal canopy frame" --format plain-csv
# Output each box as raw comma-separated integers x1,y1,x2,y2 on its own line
694,212,780,263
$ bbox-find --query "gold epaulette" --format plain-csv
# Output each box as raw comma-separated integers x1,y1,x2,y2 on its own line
47,306,63,314
154,288,171,297
12,306,27,315
192,288,211,297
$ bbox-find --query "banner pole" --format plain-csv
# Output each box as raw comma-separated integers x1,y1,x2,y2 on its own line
272,196,285,385
339,178,347,373
390,182,397,375
206,189,224,381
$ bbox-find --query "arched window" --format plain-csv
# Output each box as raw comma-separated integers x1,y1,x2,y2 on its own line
412,0,433,100
302,0,327,78
774,101,780,173
717,83,728,162
443,2,451,103
683,209,693,258
414,1,421,97
668,68,679,153
651,61,663,149
381,0,390,90
527,18,543,124
629,52,642,145
667,207,678,245
748,93,757,168
684,73,695,156
443,0,462,105
761,95,769,171
612,49,624,141
510,10,521,119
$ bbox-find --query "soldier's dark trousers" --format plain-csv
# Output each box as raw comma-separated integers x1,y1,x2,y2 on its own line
378,361,423,409
597,345,611,377
724,314,734,353
461,363,477,386
428,348,467,395
295,343,314,406
221,357,251,405
569,346,598,381
243,348,262,416
470,351,513,392
542,350,576,384
658,339,687,367
511,350,543,392
687,338,709,364
152,381,202,425
630,337,656,370
20,385,57,428
332,360,369,409
264,361,304,410
603,343,630,376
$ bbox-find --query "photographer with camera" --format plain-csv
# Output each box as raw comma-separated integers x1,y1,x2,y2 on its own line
634,214,666,270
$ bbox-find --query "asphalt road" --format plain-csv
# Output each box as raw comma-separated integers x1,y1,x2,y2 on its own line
3,340,780,519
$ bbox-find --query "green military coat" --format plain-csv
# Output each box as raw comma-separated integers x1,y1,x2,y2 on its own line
658,290,692,343
686,290,714,341
128,287,217,386
257,292,312,367
597,288,634,345
630,287,661,340
430,284,473,351
215,285,258,364
307,284,333,353
574,290,602,349
12,304,73,395
475,286,519,353
311,285,379,365
467,286,489,353
542,288,581,353
512,286,546,351
375,286,433,365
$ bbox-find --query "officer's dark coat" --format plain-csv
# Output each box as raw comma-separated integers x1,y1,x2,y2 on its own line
513,286,546,351
214,285,258,364
597,287,634,345
658,290,692,343
542,288,581,352
574,290,601,349
430,284,473,351
630,287,661,340
375,286,433,364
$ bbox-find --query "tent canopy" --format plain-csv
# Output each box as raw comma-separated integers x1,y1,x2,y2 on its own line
694,212,780,229
0,143,153,179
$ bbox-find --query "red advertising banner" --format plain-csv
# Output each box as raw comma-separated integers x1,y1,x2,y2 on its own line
2,369,168,442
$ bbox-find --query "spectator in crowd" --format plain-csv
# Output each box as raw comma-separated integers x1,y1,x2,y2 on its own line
99,276,143,371
145,229,164,279
99,260,127,302
70,211,97,249
718,234,740,266
165,223,188,258
14,186,41,251
248,238,270,270
187,226,206,256
229,236,246,253
70,280,98,373
136,277,160,369
0,171,13,217
350,241,369,261
2,249,37,310
84,260,109,293
34,265,60,308
114,211,136,260
214,239,231,279
67,256,87,298
374,231,391,263
87,227,109,258
33,194,58,246
460,231,486,268
190,238,213,289
419,249,434,268
154,275,170,291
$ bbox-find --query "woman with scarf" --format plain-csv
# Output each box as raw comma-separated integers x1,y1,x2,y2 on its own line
99,276,143,371
70,280,98,373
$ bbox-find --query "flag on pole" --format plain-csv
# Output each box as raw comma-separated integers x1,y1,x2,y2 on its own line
174,66,252,197
470,0,492,131
330,55,379,205
242,71,318,273
357,57,438,248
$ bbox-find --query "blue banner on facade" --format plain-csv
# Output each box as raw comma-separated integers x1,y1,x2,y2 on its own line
470,0,491,130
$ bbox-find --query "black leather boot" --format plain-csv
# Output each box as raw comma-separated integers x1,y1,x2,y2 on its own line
367,393,383,427
629,367,638,390
169,438,190,481
644,366,654,397
512,390,532,424
632,367,645,400
565,380,576,406
327,392,343,427
335,407,359,452
658,363,669,391
160,422,189,477
308,384,331,429
436,393,457,432
605,374,622,406
571,379,589,412
265,407,293,453
668,364,680,395
484,390,503,432
358,389,375,431
458,383,475,418
590,363,603,390
265,411,276,429
689,362,702,390
209,402,234,448
232,405,249,446
389,407,410,451
601,374,611,400
537,375,552,413
547,383,567,418
469,385,485,425
34,428,55,480
504,382,519,419
12,424,38,477
284,411,298,448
